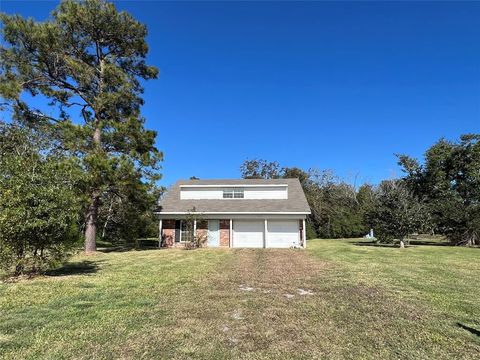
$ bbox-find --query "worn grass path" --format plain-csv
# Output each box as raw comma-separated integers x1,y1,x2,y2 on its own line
1,240,479,359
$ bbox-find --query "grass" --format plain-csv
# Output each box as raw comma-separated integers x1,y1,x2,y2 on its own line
1,239,479,359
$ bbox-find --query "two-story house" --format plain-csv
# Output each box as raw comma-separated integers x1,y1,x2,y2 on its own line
155,178,311,248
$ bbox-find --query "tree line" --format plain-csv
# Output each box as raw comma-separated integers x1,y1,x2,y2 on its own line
240,134,480,247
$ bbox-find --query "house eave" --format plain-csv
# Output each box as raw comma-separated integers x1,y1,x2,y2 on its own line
154,211,311,215
155,212,310,221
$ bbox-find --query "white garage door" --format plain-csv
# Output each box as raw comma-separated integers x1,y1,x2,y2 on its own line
267,220,299,248
233,220,264,248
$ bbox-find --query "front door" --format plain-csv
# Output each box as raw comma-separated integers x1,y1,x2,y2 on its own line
208,220,220,247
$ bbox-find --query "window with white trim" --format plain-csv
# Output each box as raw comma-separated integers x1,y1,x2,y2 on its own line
223,189,244,199
180,220,194,242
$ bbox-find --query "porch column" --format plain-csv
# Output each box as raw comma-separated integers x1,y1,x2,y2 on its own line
264,219,268,248
158,219,163,248
302,219,306,248
229,219,233,247
194,219,197,240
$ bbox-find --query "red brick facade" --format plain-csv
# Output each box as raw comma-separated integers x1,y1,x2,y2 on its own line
196,220,208,247
162,219,176,247
161,219,230,248
219,219,231,247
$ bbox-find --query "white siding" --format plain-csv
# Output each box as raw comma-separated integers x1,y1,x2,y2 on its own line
180,186,287,200
180,187,223,199
244,187,287,199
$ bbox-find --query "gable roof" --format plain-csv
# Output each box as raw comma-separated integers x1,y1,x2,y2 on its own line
156,178,311,214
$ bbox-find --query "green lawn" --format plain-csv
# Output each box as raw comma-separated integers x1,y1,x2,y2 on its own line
1,240,479,359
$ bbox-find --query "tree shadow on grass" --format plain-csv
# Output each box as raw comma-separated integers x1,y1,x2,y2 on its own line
97,246,132,253
352,240,454,248
352,241,398,248
457,323,480,337
45,260,104,277
98,245,165,253
408,240,452,246
97,238,163,253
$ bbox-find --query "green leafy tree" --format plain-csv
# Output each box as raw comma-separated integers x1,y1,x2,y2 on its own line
0,124,82,275
283,167,310,185
0,0,161,252
97,181,162,247
292,168,366,239
398,134,480,245
368,180,429,248
357,183,375,231
240,159,283,179
284,167,321,239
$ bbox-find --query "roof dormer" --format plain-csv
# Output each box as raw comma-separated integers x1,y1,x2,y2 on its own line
179,184,288,200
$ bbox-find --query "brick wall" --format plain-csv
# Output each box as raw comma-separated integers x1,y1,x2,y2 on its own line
162,219,231,248
195,219,207,246
219,219,230,247
162,219,176,247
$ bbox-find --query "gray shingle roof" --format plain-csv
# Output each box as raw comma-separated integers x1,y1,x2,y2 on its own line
156,178,310,214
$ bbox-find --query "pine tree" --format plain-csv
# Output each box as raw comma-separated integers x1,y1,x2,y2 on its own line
1,0,161,252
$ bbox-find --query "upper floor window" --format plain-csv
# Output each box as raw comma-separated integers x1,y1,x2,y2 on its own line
223,189,244,199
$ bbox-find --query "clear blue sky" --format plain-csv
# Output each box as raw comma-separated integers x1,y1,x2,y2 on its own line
2,1,479,186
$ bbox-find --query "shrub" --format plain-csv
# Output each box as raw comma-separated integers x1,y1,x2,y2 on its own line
368,180,430,248
0,125,82,276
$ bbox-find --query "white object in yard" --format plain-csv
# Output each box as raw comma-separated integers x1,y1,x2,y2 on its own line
239,284,255,291
297,288,314,296
231,310,244,320
365,228,375,239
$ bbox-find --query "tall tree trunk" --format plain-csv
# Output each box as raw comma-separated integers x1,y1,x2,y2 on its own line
85,126,102,253
84,55,104,253
85,191,100,253
14,245,24,276
14,263,24,277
